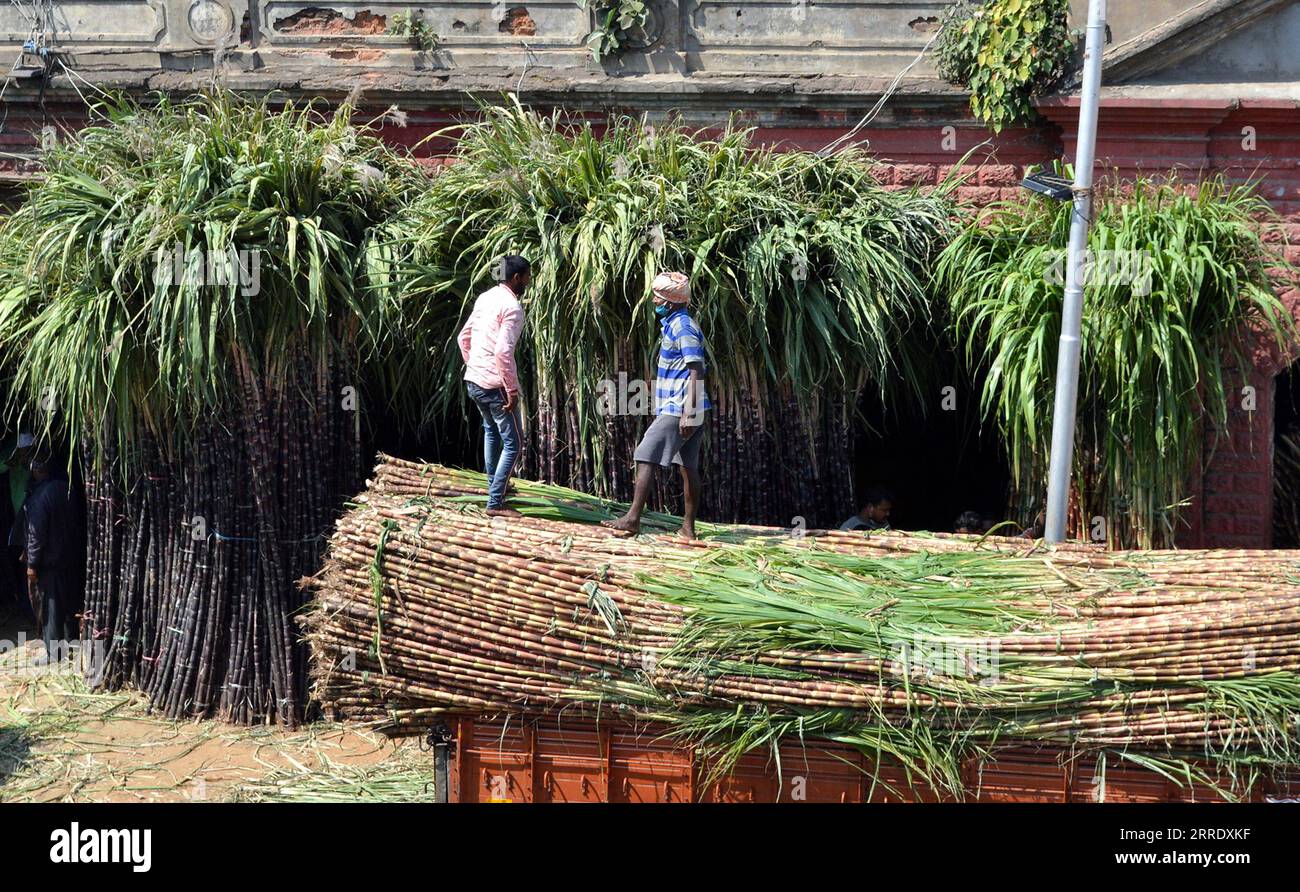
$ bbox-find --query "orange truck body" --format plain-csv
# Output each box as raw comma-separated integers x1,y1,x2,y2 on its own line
444,712,1297,804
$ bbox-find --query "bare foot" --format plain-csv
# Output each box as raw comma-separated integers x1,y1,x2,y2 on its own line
601,515,640,537
486,507,523,519
678,524,697,542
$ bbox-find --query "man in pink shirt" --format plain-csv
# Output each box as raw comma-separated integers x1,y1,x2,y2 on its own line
458,255,531,517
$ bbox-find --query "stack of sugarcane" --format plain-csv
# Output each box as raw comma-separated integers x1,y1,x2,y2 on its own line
370,99,954,528
938,170,1295,548
304,457,1300,799
78,357,362,723
0,91,427,723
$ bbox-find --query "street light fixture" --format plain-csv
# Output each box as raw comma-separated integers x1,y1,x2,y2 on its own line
1020,170,1075,202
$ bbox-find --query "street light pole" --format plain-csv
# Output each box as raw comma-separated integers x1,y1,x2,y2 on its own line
1044,0,1107,544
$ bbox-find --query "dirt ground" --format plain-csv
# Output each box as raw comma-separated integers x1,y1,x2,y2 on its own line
0,605,434,803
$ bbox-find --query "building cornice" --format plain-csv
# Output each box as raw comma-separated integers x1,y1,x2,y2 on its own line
1067,0,1297,86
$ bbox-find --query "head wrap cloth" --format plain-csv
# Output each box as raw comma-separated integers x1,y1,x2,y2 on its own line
651,271,691,305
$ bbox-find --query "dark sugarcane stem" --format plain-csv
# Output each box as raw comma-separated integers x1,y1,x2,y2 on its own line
192,435,224,714
234,347,298,723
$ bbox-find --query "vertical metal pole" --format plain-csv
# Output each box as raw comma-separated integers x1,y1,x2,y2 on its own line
1044,0,1107,543
429,720,452,803
434,738,450,803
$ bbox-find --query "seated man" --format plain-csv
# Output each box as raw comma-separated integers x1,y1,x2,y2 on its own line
840,487,893,532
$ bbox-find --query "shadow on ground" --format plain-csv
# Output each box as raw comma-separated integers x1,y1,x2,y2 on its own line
0,725,31,786
0,601,38,788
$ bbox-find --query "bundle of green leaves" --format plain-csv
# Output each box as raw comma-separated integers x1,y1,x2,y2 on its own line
934,0,1077,132
584,0,650,61
0,90,425,466
936,171,1294,547
371,98,960,490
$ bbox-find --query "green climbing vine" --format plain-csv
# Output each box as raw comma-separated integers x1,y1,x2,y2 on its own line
584,0,649,61
934,0,1077,132
390,10,440,53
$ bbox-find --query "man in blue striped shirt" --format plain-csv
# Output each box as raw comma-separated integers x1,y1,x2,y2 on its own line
604,271,709,540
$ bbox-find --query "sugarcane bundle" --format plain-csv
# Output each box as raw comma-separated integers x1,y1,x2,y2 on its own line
76,356,364,723
369,99,956,528
0,91,427,723
937,170,1296,548
304,457,1300,800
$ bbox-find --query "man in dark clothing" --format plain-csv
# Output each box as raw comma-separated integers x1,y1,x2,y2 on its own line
1,431,34,615
21,456,81,660
840,487,894,532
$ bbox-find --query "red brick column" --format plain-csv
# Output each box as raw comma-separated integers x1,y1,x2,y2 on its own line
1200,366,1276,548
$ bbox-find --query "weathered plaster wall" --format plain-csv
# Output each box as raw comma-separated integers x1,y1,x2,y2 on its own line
0,0,958,76
1067,0,1189,42
0,1,1226,85
1162,3,1300,82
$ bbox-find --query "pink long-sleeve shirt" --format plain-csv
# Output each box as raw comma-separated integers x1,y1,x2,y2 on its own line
459,283,526,394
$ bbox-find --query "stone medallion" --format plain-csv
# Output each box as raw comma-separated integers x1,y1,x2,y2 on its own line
187,0,235,43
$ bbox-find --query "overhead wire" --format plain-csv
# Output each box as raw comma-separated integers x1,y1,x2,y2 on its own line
817,27,943,157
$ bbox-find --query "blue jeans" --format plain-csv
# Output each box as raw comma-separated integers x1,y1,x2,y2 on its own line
466,381,522,509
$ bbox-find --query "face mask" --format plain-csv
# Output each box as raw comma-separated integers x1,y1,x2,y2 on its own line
654,304,672,318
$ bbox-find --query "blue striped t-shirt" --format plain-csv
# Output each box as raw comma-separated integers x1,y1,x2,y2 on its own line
654,308,711,417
